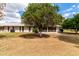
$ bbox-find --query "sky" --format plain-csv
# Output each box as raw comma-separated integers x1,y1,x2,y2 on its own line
0,3,79,23
0,3,28,23
55,3,79,18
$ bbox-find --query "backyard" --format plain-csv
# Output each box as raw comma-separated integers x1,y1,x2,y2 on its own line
0,32,79,56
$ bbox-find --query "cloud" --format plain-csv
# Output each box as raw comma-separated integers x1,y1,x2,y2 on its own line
4,3,26,12
63,8,73,12
63,11,79,18
5,12,20,18
0,3,28,23
63,13,71,18
76,5,79,9
62,4,79,18
0,16,21,23
63,4,77,13
72,12,76,14
63,7,74,13
72,5,76,8
63,7,73,12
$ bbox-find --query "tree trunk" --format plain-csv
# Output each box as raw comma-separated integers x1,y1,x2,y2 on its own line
39,31,42,37
47,27,48,32
75,28,78,34
39,28,42,37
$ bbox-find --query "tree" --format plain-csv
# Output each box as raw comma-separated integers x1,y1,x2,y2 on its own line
0,3,6,20
22,3,63,36
62,14,79,33
53,14,64,25
73,14,79,33
62,18,73,29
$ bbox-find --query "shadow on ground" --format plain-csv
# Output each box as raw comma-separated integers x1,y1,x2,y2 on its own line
74,46,79,48
19,33,50,39
62,32,79,35
57,33,79,45
0,35,6,38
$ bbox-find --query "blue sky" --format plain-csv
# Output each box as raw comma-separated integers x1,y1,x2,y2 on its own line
55,3,79,18
0,3,79,23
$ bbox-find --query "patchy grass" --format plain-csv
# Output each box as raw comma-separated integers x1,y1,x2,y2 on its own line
0,32,24,38
63,29,79,33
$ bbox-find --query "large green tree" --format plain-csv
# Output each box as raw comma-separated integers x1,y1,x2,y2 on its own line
22,3,63,35
62,14,79,33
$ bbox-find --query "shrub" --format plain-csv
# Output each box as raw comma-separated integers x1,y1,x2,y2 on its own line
32,27,38,33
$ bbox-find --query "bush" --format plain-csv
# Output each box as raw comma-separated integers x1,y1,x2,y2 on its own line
32,27,38,33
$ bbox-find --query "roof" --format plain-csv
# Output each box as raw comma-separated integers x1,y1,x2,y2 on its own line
0,23,32,26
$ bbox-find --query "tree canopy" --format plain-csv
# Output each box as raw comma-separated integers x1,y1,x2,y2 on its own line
62,14,79,33
22,3,64,33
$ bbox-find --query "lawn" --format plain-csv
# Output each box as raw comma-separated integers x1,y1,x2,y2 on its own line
63,29,79,33
0,32,79,56
0,32,26,38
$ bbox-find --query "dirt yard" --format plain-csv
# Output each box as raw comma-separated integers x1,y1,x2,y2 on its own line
0,32,79,56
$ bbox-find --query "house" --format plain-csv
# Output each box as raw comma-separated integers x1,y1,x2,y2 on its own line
0,23,59,32
0,23,33,32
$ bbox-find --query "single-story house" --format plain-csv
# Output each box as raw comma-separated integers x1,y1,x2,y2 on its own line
0,23,32,32
0,23,60,32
